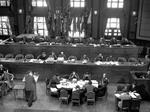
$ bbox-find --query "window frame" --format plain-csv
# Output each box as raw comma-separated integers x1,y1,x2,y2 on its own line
0,0,10,7
32,0,47,7
0,16,12,36
105,18,121,37
107,0,124,8
70,0,85,8
33,16,48,37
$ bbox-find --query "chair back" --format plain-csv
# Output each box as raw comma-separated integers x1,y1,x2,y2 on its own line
87,91,95,99
5,54,14,59
72,91,80,100
60,89,68,98
117,57,127,62
0,53,4,58
121,99,131,110
68,56,77,61
25,54,34,59
131,99,141,111
15,54,24,60
128,57,138,63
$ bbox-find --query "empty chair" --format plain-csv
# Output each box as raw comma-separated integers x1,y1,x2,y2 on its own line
118,99,131,112
15,54,24,60
34,36,45,43
68,56,77,62
0,53,4,58
117,57,127,63
130,99,141,112
25,37,34,43
86,91,95,105
25,54,34,59
5,54,14,59
59,89,70,104
128,57,138,63
72,91,80,105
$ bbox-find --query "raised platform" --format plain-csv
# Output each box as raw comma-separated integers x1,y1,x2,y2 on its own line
0,44,139,59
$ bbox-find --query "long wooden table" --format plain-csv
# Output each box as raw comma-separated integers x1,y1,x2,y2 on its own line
0,60,147,83
0,44,139,59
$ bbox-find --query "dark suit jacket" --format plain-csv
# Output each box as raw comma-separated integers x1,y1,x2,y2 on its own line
25,74,36,91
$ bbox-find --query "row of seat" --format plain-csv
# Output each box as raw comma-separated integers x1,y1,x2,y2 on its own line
59,89,97,105
0,53,34,60
0,53,140,63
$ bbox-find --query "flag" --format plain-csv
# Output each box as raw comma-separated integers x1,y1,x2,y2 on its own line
87,10,92,24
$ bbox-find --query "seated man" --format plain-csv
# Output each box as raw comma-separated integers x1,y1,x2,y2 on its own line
94,53,104,62
84,81,95,94
69,71,79,80
46,52,57,61
99,37,106,45
145,70,150,79
0,64,7,81
3,70,14,89
37,52,47,60
81,54,89,63
86,37,95,44
121,37,132,45
50,75,60,87
110,37,118,45
106,55,115,62
83,72,91,81
101,73,109,86
57,52,66,61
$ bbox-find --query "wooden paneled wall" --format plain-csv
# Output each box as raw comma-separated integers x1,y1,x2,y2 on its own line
137,0,150,41
0,0,138,41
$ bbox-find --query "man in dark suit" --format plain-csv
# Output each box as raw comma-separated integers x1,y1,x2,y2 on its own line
84,81,95,93
37,52,47,60
23,71,36,107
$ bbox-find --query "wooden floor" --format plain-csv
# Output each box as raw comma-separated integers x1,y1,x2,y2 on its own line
0,82,150,112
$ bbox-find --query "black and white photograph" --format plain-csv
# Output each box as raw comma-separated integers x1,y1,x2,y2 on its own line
0,0,150,112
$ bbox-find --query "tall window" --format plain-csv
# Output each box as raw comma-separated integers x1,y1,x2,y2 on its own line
105,18,121,36
32,0,47,7
70,0,85,8
0,16,12,35
107,0,124,8
0,0,10,6
34,17,48,36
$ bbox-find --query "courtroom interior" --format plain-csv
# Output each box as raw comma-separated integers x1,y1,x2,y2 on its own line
0,0,150,112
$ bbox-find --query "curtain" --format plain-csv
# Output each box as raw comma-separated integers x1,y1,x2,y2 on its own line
120,16,125,37
25,15,34,34
45,0,56,37
9,0,16,35
25,0,34,34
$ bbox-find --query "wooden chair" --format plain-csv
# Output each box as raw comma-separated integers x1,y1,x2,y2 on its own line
128,57,138,63
59,89,70,104
130,99,141,112
117,57,127,63
86,91,95,105
72,91,80,105
25,54,34,59
5,54,14,59
15,54,24,60
118,99,131,112
68,56,77,62
0,53,4,58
